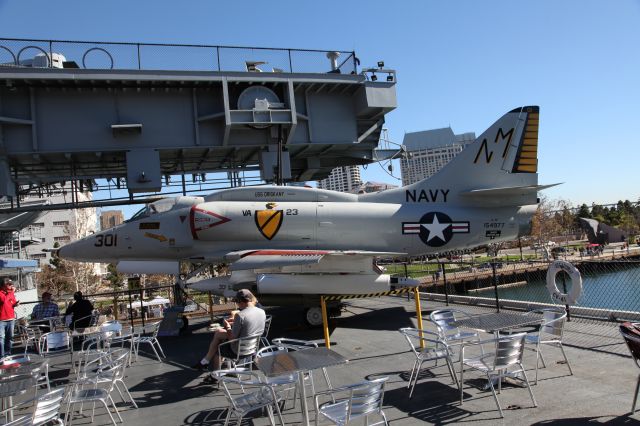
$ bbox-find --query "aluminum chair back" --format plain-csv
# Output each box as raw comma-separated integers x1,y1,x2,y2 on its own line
492,333,526,371
237,334,260,357
32,388,65,425
620,324,640,367
39,331,71,356
430,310,457,333
346,377,388,422
540,309,566,338
271,337,318,351
260,315,273,347
100,321,122,333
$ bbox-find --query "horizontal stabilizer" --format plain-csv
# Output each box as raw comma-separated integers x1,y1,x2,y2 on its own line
460,183,561,198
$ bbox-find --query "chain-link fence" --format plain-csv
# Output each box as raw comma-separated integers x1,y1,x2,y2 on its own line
387,257,640,325
20,283,235,328
0,37,358,74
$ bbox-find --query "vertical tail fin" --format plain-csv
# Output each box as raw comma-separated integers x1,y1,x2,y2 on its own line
363,106,541,205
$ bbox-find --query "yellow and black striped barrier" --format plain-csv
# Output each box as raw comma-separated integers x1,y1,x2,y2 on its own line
320,286,423,349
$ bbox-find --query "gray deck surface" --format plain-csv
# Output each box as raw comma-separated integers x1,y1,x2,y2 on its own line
13,296,640,425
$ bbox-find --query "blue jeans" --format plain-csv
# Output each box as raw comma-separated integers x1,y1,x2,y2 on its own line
0,320,15,358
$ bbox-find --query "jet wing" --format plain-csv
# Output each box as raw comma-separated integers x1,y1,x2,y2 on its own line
225,249,405,271
459,183,561,198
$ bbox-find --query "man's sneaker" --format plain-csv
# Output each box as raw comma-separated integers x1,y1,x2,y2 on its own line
191,361,207,371
202,375,218,385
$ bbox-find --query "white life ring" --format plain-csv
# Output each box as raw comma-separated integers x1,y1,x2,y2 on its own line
546,260,582,305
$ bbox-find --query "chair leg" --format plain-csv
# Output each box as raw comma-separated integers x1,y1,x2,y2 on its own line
108,395,123,423
459,364,465,404
519,364,538,408
446,358,459,388
100,400,118,426
154,340,166,358
407,359,419,389
633,374,640,414
486,373,504,418
558,343,573,375
408,360,423,399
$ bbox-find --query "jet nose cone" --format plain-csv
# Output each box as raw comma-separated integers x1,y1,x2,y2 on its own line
57,235,107,263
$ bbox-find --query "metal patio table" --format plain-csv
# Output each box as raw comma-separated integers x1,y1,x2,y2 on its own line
451,312,543,335
0,357,46,421
255,347,348,426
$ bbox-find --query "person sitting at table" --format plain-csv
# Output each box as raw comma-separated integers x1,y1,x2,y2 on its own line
65,291,94,329
192,289,265,383
31,291,60,321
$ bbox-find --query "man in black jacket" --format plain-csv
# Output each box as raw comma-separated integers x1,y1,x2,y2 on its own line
65,291,94,329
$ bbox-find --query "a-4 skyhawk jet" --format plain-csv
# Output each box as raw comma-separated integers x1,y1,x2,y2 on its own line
58,106,551,325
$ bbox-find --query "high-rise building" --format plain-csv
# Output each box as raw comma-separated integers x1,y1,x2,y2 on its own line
400,128,475,186
100,210,124,231
16,187,98,267
317,165,362,193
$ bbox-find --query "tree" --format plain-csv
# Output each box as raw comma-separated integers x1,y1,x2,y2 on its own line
64,208,100,294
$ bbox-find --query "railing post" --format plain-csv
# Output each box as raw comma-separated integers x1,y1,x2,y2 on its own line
139,288,146,327
492,262,500,312
288,49,293,73
216,46,221,71
128,290,134,326
561,272,571,321
441,261,449,306
137,44,141,70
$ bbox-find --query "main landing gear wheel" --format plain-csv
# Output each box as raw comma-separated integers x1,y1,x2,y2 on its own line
305,307,324,327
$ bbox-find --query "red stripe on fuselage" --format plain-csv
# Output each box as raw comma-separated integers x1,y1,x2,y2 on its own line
241,249,330,258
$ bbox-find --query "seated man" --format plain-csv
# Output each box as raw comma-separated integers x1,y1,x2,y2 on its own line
65,291,94,329
192,289,265,382
31,291,60,321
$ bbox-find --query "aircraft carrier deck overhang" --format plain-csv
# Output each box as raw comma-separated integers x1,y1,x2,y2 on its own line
0,39,398,211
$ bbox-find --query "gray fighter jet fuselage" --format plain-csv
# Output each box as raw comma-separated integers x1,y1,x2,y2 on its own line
58,106,550,314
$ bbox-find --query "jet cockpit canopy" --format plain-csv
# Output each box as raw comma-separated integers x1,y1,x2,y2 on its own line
127,196,204,222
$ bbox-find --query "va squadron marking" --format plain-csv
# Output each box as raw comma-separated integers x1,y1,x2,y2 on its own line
255,209,283,240
403,212,470,247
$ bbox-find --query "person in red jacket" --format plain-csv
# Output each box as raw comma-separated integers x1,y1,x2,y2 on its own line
0,278,20,357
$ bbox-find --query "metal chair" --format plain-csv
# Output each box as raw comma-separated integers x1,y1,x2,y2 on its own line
133,322,165,362
65,352,126,426
619,322,640,413
255,345,299,409
430,309,482,350
218,333,261,370
523,308,573,384
18,325,43,355
0,388,65,426
75,348,137,410
72,312,100,330
460,332,537,418
399,327,458,398
260,315,273,348
213,369,285,426
313,377,389,426
271,337,333,394
38,332,72,366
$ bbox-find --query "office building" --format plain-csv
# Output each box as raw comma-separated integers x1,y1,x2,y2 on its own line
400,128,475,186
100,210,124,230
317,165,362,193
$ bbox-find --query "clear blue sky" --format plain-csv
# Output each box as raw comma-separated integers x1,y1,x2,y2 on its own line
1,0,638,217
